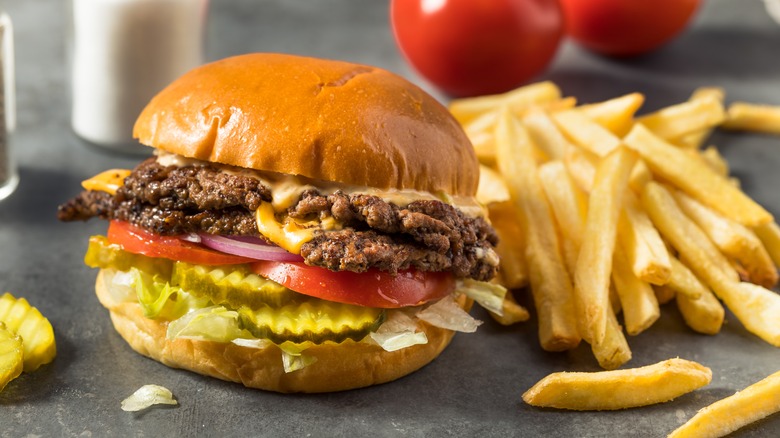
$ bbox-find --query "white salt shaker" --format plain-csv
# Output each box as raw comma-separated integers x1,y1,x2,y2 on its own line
70,0,208,152
0,11,16,202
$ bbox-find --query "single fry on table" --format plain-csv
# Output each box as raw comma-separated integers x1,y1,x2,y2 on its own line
522,358,711,411
721,102,780,135
668,369,780,438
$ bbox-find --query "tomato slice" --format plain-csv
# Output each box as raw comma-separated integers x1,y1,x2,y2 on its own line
106,220,253,266
251,261,455,308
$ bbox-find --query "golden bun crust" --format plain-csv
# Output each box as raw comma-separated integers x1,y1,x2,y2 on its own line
133,53,478,196
96,269,465,393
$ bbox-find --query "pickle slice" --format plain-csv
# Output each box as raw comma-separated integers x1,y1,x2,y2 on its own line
0,322,23,391
0,293,57,372
85,235,173,278
238,301,385,344
172,263,296,309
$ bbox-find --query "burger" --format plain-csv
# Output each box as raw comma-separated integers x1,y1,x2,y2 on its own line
58,53,501,392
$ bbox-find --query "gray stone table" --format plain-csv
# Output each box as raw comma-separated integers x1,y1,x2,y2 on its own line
1,0,779,436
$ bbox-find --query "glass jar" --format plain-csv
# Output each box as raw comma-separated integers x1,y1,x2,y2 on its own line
0,11,16,202
69,0,208,153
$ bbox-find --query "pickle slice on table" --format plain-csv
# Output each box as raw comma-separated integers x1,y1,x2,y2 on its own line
0,293,56,372
0,322,23,391
172,263,296,308
85,235,173,278
238,301,385,344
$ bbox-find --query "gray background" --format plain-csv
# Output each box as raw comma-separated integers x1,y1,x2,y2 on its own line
1,0,779,436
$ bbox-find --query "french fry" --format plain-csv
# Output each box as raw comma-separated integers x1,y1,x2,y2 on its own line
675,87,726,149
628,159,652,193
618,190,671,285
578,92,644,137
487,201,529,290
753,221,780,267
624,123,773,227
668,369,780,438
537,161,631,367
667,256,705,300
477,165,510,206
449,81,562,125
641,182,780,346
611,244,660,336
699,146,729,177
653,285,677,305
522,358,711,411
676,287,724,335
563,143,598,193
495,109,580,351
463,110,500,165
553,109,622,157
574,146,638,344
488,290,531,326
721,102,780,135
523,108,572,161
673,190,777,288
590,308,632,370
638,96,726,141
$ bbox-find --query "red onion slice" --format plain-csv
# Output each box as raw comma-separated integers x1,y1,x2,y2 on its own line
197,234,304,262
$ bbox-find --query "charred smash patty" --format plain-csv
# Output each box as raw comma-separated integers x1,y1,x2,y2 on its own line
58,158,499,281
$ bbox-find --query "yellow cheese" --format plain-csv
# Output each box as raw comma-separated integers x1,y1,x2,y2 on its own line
81,169,132,195
255,202,315,254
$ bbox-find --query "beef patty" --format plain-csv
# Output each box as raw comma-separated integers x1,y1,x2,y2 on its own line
58,158,499,281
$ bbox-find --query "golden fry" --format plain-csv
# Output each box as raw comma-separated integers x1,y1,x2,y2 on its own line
563,143,598,193
676,287,724,335
675,87,726,149
523,108,571,161
669,370,780,438
618,190,671,285
753,221,780,268
653,285,677,305
628,159,653,193
641,182,780,346
488,290,531,326
721,102,780,135
624,124,773,227
487,201,528,290
574,146,638,344
612,244,660,336
590,308,632,371
553,109,622,157
477,165,510,206
449,81,562,125
522,358,711,411
495,110,580,351
638,96,726,141
666,256,705,300
673,190,777,288
578,92,644,137
699,146,729,177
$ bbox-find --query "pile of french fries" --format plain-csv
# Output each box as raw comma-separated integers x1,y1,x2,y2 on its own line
453,82,780,371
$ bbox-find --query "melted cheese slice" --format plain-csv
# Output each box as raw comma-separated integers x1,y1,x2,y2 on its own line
81,169,132,195
255,202,316,253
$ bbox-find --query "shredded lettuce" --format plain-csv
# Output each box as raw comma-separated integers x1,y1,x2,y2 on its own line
416,296,482,333
369,310,428,352
130,269,210,320
103,269,137,305
166,306,249,342
121,384,178,412
456,278,507,316
278,342,317,373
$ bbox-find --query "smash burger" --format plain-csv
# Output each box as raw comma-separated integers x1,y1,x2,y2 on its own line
58,53,502,392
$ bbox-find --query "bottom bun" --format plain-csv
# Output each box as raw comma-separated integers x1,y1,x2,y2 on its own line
95,269,466,393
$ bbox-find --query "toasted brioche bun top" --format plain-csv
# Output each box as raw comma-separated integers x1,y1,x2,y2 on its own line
133,53,478,197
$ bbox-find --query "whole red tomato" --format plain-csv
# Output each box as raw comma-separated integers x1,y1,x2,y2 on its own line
390,0,564,97
559,0,702,57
